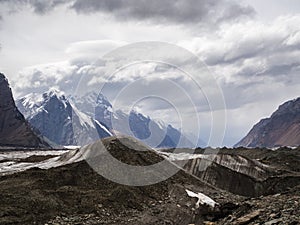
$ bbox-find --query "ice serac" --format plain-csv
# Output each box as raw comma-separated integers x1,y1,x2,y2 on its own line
17,90,111,146
235,97,300,148
0,73,50,148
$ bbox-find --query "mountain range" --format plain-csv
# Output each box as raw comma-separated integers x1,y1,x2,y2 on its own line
236,97,300,148
1,72,299,149
16,88,194,148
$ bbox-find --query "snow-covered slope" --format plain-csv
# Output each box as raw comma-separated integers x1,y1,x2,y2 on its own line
17,89,111,146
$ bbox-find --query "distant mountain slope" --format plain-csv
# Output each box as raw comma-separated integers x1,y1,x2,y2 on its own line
235,97,300,148
112,110,193,148
0,73,50,148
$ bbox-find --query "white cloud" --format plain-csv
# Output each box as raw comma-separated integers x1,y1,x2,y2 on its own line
12,61,79,97
70,0,255,26
179,15,300,65
1,0,299,146
65,40,128,59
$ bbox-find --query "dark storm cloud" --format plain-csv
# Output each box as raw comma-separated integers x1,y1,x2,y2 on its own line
0,0,254,25
0,0,68,14
70,0,255,25
30,0,68,14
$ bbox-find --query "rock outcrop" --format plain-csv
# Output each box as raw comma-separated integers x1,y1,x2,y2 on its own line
0,73,50,148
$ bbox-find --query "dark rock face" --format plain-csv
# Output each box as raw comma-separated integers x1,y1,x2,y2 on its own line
116,110,193,148
129,111,151,140
94,93,113,130
158,125,181,148
127,111,178,147
236,97,300,148
0,73,50,148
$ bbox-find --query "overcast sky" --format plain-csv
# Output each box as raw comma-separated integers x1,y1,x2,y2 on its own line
0,0,299,146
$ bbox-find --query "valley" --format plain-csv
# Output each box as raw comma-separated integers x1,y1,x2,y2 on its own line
0,138,299,225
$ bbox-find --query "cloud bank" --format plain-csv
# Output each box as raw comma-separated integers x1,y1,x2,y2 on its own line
1,0,299,146
0,0,255,26
71,0,255,25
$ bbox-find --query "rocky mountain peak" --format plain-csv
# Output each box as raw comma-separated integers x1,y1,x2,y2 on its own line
272,97,300,117
235,97,300,148
0,73,13,108
18,88,69,120
0,73,50,148
17,89,112,146
43,88,66,101
96,93,112,107
0,73,7,81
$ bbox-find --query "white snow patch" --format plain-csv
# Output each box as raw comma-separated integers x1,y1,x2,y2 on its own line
154,119,167,130
160,152,211,161
22,93,44,109
19,89,68,118
71,102,95,129
186,189,217,208
0,150,68,161
64,145,81,150
94,119,112,136
0,149,83,176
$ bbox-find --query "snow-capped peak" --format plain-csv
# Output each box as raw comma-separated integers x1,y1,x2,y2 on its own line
21,88,66,107
17,88,69,119
129,109,150,120
43,88,66,100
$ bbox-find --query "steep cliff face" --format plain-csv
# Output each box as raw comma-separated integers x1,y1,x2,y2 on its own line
0,73,50,148
236,97,300,148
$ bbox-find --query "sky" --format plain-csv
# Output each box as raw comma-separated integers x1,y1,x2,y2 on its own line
0,0,299,146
